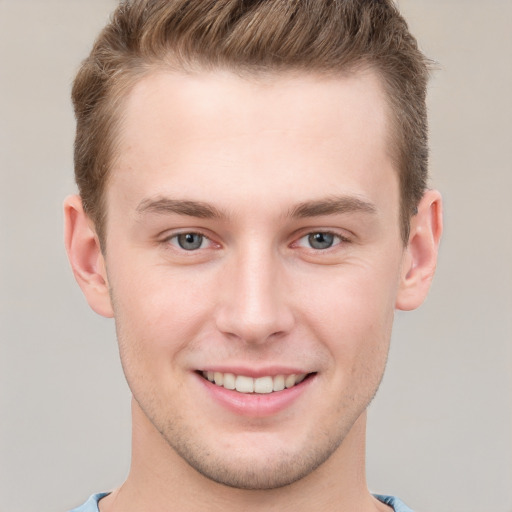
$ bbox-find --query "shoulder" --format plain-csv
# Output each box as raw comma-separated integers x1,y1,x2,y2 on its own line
374,494,415,512
68,493,110,512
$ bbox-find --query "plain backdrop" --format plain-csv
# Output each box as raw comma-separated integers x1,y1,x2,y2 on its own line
1,1,511,511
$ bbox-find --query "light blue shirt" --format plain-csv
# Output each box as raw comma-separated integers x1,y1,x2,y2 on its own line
70,492,414,511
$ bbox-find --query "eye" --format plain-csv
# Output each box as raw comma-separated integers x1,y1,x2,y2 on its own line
308,232,335,249
170,232,208,251
296,231,345,250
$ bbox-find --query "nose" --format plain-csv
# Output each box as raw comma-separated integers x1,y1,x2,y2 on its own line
215,244,295,345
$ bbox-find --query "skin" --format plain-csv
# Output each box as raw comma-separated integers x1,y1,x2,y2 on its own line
65,68,442,512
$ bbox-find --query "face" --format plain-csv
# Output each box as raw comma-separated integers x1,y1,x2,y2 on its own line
101,69,407,489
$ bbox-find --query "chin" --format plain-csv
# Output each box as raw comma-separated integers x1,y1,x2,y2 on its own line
159,422,349,491
178,447,333,490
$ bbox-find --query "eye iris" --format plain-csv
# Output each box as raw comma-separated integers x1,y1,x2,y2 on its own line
177,233,203,250
308,232,334,249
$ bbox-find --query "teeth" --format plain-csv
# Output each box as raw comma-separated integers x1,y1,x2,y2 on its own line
295,374,306,384
223,373,236,390
235,375,254,393
214,372,224,386
254,376,273,394
273,375,285,392
285,374,296,388
202,371,308,394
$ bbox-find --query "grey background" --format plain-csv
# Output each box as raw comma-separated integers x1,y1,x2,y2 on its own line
0,1,511,511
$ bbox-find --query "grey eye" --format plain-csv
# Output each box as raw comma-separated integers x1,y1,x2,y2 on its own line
176,233,204,250
308,232,335,249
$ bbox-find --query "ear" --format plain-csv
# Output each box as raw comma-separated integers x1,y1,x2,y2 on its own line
64,195,114,318
395,189,443,311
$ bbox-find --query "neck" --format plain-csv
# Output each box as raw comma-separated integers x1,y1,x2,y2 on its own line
100,399,386,512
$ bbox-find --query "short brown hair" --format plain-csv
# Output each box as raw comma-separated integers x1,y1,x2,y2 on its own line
72,0,431,245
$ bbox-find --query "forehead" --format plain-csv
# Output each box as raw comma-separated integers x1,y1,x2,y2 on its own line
109,68,397,219
117,67,391,151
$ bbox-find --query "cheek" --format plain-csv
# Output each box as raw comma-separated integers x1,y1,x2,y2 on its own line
294,260,399,362
109,261,216,370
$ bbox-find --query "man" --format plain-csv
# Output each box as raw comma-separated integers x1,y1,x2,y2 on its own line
64,1,442,511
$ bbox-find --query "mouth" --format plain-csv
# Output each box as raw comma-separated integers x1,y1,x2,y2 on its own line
199,371,313,394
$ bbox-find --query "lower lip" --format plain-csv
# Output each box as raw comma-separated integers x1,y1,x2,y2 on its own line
195,373,315,417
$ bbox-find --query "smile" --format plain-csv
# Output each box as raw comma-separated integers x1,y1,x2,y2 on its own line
201,371,308,394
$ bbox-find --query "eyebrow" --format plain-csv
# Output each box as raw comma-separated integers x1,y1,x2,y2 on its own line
136,197,225,219
289,196,377,218
136,195,377,220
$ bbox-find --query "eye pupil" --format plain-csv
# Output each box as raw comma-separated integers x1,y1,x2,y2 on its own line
308,232,334,249
177,233,203,250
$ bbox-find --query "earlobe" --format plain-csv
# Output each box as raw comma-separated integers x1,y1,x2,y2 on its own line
64,195,114,318
395,189,443,311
